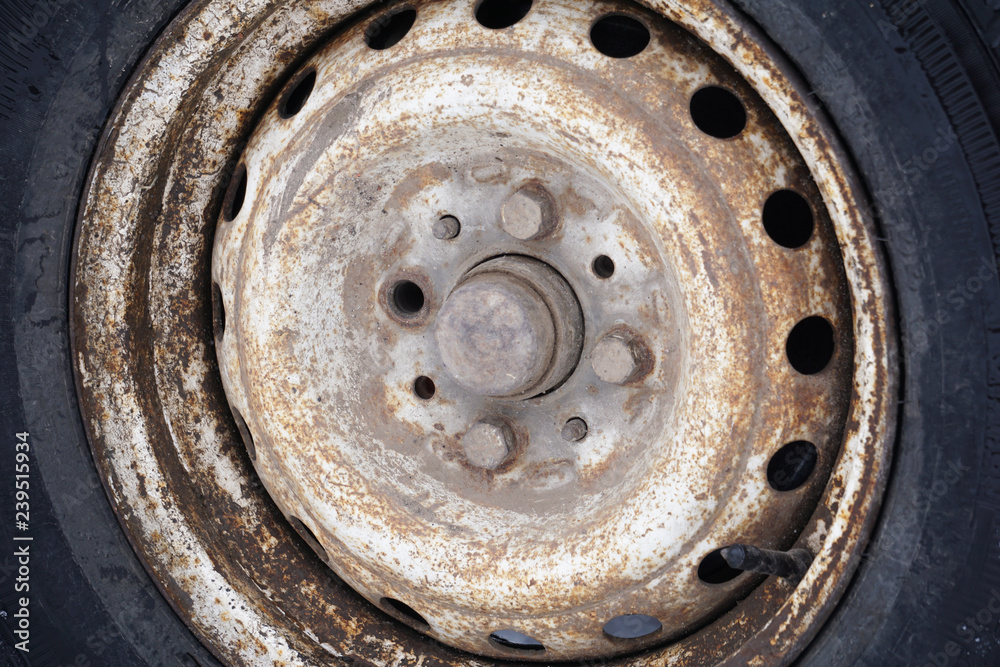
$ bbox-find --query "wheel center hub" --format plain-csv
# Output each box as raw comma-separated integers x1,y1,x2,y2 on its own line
435,256,583,398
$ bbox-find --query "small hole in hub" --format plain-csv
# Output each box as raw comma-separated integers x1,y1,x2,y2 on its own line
392,281,425,315
414,376,436,400
592,255,615,279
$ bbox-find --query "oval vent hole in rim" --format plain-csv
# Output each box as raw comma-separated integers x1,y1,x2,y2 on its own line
288,515,329,562
278,68,316,118
603,614,663,640
698,548,743,584
786,316,836,375
489,629,545,651
475,0,532,29
590,14,651,58
767,440,818,491
763,189,815,249
211,281,225,341
690,86,747,139
380,597,429,627
223,163,247,222
230,407,255,461
365,7,417,50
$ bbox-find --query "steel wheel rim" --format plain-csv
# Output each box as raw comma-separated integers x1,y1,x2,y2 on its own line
71,0,897,664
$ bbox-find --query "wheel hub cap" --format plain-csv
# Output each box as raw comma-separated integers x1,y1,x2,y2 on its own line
436,256,583,398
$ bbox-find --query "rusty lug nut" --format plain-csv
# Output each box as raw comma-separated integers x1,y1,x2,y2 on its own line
561,418,588,442
591,331,651,385
500,184,557,241
720,544,814,583
462,419,514,470
433,215,461,240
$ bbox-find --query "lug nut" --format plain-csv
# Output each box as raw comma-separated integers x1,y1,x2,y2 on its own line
433,215,461,240
561,418,588,442
500,183,557,241
462,419,514,470
592,330,651,385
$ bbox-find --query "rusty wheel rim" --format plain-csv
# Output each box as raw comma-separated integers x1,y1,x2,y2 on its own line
72,0,897,665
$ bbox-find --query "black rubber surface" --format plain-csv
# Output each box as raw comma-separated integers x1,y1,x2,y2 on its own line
730,1,1000,666
0,0,999,665
0,1,221,665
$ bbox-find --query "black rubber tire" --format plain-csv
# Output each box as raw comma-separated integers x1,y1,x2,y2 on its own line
730,3,1000,666
0,1,223,665
1,1,999,665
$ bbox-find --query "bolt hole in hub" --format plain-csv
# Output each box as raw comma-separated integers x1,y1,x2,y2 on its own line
72,0,895,664
392,280,426,316
592,254,616,279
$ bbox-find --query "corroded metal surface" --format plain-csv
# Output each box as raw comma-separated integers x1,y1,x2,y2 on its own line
70,0,896,666
210,0,855,658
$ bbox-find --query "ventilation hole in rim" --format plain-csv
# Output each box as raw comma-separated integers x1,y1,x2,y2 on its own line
690,86,747,139
767,440,818,491
230,408,256,462
365,7,417,50
475,0,532,29
211,281,225,341
603,614,662,640
592,255,615,279
786,316,836,375
278,69,316,118
414,376,436,400
223,164,247,222
763,189,815,248
288,516,328,562
489,629,545,651
380,597,429,627
698,548,743,584
392,280,425,315
590,14,650,58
